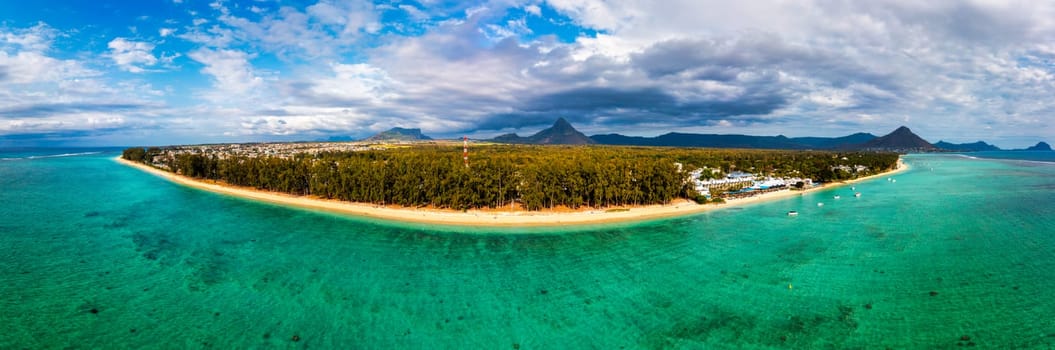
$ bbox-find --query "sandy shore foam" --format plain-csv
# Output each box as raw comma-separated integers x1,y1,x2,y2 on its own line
116,156,907,227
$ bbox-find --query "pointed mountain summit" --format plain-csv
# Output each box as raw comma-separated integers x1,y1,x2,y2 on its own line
530,117,595,144
491,118,595,144
363,127,433,142
857,126,937,152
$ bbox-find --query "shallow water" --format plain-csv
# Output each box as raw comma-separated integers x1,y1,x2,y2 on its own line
1,150,1054,348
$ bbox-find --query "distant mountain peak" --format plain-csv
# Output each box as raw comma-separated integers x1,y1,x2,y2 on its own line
363,127,433,142
1025,141,1052,151
553,117,572,127
858,126,936,152
490,118,594,145
888,126,919,138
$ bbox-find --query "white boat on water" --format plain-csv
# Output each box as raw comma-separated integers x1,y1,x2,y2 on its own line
834,195,841,199
787,211,799,216
854,192,862,197
817,202,824,207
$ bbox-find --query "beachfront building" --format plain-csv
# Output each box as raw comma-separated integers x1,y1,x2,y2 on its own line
690,169,757,197
831,164,870,173
689,165,822,199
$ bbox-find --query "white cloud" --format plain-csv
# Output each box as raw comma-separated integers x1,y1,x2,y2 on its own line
190,0,380,58
0,51,98,84
308,63,397,104
545,0,631,33
107,38,159,73
398,4,429,21
525,4,542,16
187,48,262,96
0,25,98,84
237,112,366,136
482,18,533,41
159,28,175,37
0,25,165,143
0,22,58,52
306,0,381,35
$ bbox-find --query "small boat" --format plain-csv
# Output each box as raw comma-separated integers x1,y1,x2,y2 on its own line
817,202,824,207
851,186,856,190
787,211,798,216
854,192,862,197
833,195,841,199
892,179,897,183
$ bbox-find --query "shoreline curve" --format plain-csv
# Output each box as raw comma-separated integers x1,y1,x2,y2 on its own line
115,156,907,227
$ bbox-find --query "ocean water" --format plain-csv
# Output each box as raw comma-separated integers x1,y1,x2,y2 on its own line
2,150,1054,349
966,150,1055,163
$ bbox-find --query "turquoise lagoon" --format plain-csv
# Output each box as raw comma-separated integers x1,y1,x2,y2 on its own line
2,150,1054,348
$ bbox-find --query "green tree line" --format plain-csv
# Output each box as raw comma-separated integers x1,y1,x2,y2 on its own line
123,145,898,210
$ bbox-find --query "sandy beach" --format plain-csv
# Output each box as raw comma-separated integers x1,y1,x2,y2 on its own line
116,156,907,227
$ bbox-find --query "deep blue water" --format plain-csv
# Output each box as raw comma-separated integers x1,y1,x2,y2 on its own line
966,150,1055,163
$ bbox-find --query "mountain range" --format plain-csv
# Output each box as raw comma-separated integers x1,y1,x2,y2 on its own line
933,140,1001,152
363,119,1050,152
590,132,876,149
492,119,930,151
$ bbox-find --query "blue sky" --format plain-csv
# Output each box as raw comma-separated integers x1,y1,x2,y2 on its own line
1,0,1052,147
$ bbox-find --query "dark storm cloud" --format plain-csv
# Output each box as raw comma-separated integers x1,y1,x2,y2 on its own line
252,108,295,116
0,103,147,118
473,112,565,131
631,35,904,91
547,85,786,117
0,127,132,147
680,93,788,117
472,84,788,132
631,35,816,78
523,87,677,112
392,86,514,112
526,48,628,84
0,130,100,140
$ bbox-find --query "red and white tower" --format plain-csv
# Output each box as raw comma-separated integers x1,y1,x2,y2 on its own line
463,136,469,168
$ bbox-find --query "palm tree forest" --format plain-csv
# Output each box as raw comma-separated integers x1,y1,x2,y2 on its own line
122,145,899,211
